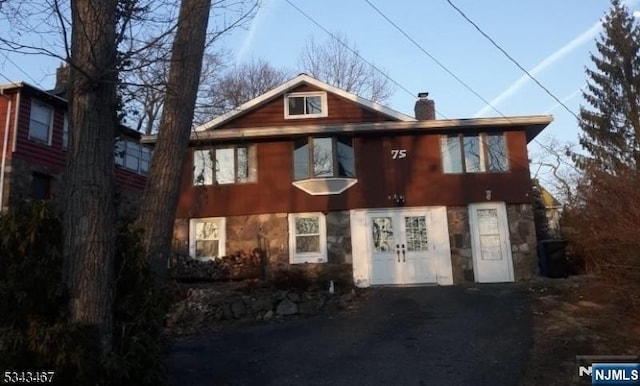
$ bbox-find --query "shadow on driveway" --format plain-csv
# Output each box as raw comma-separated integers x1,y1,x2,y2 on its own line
169,284,532,386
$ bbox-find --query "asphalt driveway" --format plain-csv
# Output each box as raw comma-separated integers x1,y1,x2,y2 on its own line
169,284,532,386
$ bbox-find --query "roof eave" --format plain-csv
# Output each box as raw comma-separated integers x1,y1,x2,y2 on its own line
140,115,553,144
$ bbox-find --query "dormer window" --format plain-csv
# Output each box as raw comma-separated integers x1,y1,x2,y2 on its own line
285,92,328,119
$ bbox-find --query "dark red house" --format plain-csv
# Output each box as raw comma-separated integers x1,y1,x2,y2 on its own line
143,74,552,286
0,80,149,213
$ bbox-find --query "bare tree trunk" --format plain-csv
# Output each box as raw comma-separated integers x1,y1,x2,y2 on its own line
137,0,212,278
63,0,118,354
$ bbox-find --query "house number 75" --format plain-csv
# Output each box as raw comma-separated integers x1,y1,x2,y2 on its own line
391,149,407,159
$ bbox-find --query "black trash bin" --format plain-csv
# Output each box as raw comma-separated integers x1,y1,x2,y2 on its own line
537,239,568,278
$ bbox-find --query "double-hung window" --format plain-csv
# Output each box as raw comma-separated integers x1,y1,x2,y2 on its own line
62,114,69,149
285,92,328,119
193,145,257,185
441,133,508,173
293,136,355,180
189,217,226,260
288,213,327,264
29,100,53,144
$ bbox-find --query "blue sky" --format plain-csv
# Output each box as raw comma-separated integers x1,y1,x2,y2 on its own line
0,0,635,154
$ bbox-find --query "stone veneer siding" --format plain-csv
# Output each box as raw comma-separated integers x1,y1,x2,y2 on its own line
4,157,64,211
3,157,141,216
507,204,538,280
172,211,353,285
446,203,538,284
446,207,474,284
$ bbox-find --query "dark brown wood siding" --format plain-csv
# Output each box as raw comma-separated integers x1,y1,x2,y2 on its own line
222,84,401,129
176,130,533,218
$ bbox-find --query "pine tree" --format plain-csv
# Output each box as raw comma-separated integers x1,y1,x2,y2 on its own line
578,0,640,173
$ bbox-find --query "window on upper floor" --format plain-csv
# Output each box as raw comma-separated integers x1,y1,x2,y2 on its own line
440,133,508,173
115,138,152,175
284,92,328,119
193,144,257,186
29,100,53,145
293,136,355,180
62,114,69,149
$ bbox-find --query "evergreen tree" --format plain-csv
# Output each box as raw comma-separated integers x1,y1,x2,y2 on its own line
578,0,640,173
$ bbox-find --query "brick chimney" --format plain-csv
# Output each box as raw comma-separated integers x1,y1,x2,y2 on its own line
51,62,70,98
414,92,436,120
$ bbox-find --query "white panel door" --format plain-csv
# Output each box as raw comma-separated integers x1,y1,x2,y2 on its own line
368,213,402,285
366,209,444,285
469,202,514,283
400,211,437,284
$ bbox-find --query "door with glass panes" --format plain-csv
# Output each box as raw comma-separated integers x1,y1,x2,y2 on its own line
368,209,437,285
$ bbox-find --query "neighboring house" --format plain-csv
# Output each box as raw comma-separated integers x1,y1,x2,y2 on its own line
0,66,150,212
540,186,562,238
144,74,552,286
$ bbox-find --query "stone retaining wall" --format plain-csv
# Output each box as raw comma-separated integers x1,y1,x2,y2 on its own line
166,282,358,335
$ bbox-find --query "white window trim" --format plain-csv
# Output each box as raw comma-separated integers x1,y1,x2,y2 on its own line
292,177,358,195
189,217,226,261
288,212,327,264
284,92,328,119
28,100,54,145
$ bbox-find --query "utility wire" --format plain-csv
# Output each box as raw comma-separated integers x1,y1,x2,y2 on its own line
443,0,580,121
364,0,572,167
0,50,43,87
364,0,506,118
285,0,449,119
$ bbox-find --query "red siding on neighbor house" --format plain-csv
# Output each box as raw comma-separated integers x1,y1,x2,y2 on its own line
222,84,400,129
176,130,533,218
8,88,147,193
13,93,66,173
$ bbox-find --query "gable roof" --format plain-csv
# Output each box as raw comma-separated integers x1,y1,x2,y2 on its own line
195,73,416,132
540,186,562,208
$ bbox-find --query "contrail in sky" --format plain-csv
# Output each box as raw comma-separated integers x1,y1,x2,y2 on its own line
236,0,276,63
475,0,640,117
545,87,584,114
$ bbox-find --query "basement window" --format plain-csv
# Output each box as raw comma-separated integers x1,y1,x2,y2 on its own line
288,213,327,264
189,217,226,261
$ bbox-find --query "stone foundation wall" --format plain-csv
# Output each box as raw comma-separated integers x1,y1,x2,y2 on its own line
447,203,538,283
173,211,353,285
4,157,64,211
3,157,142,217
447,207,474,284
507,204,538,280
